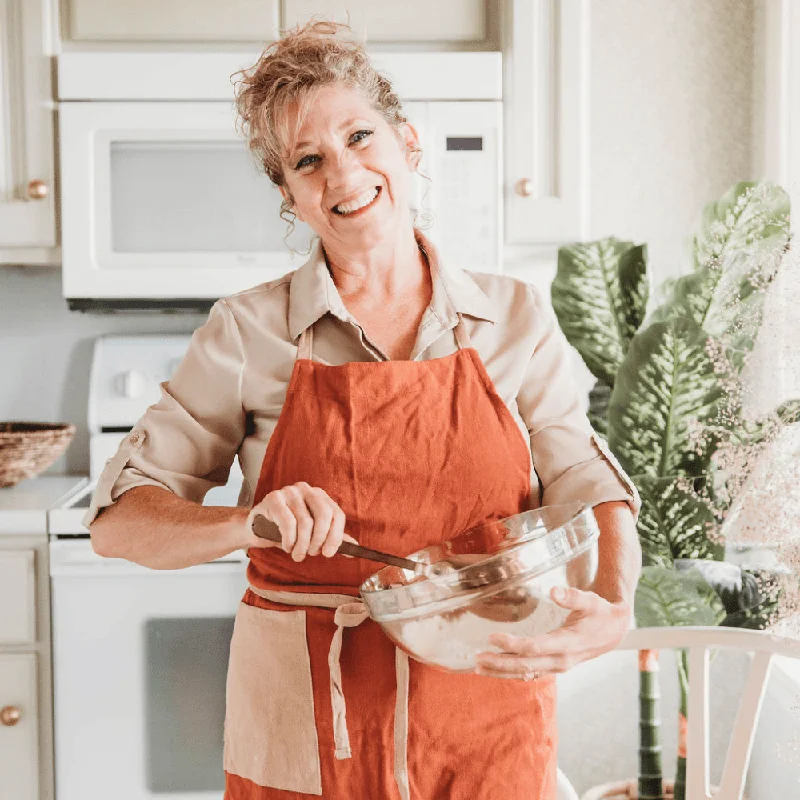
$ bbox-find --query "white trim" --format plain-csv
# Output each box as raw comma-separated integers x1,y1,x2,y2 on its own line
57,50,502,102
756,0,799,235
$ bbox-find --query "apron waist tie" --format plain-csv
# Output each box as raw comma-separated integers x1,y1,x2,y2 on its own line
246,584,412,800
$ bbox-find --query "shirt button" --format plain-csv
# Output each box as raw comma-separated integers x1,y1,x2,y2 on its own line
129,431,143,446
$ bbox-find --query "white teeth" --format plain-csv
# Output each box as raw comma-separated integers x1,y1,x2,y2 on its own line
334,187,379,215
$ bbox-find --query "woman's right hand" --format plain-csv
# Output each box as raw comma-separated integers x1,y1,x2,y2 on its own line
244,482,355,562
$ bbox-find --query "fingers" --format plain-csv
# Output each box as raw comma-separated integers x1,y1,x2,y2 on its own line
249,483,351,562
282,485,315,561
475,643,574,678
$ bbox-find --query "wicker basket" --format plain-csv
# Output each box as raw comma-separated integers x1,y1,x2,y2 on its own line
0,422,76,487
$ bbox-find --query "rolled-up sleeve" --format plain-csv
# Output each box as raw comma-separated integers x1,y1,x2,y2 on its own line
82,299,247,527
516,285,641,520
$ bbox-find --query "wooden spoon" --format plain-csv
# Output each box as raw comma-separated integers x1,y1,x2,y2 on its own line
251,513,426,574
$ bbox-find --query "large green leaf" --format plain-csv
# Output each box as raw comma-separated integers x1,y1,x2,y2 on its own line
694,181,790,272
635,566,727,628
608,317,723,479
635,476,723,567
651,183,790,346
588,382,611,438
552,238,648,387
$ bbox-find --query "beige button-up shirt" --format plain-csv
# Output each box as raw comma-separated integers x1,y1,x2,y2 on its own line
83,229,640,528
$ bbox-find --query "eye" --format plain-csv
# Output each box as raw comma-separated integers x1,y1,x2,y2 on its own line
294,130,374,171
351,129,373,145
295,153,319,170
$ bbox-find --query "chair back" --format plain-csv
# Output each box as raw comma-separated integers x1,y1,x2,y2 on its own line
612,626,800,800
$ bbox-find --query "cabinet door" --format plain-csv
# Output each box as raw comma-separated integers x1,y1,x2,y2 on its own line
0,654,39,800
0,550,36,646
64,0,279,42
0,0,56,254
284,0,487,43
505,0,589,245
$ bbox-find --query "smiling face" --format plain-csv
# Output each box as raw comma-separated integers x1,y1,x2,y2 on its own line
278,83,420,251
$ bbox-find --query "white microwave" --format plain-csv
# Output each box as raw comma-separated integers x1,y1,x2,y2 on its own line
58,54,503,311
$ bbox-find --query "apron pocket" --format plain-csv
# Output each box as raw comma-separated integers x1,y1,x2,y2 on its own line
224,602,322,795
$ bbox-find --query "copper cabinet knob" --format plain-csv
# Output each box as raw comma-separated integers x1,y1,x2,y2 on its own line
515,178,533,198
0,706,21,726
27,179,49,200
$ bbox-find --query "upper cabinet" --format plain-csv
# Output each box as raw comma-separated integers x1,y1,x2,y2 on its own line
283,0,487,43
0,0,58,265
503,0,589,251
60,0,498,47
63,0,280,43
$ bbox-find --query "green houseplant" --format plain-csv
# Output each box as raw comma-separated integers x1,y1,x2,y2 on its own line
550,181,796,800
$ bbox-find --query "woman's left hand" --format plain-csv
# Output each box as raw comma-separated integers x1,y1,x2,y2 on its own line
474,586,632,680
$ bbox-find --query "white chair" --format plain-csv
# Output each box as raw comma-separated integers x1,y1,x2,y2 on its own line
557,766,581,800
556,626,800,800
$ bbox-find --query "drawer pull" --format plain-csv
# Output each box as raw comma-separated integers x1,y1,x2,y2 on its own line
27,179,49,200
0,705,21,726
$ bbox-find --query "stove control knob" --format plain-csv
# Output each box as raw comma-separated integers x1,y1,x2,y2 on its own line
117,370,146,399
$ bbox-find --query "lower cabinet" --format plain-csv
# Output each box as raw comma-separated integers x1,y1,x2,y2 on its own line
0,654,39,799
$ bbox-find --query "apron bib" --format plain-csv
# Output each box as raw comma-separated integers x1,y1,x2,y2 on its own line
223,317,558,800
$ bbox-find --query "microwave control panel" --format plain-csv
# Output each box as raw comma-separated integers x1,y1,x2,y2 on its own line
405,101,502,275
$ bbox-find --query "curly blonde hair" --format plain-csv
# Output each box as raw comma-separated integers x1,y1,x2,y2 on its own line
232,17,430,235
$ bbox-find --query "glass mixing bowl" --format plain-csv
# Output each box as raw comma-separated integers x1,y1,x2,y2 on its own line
359,501,599,673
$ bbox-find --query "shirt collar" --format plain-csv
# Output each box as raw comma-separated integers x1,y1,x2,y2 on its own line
287,227,497,341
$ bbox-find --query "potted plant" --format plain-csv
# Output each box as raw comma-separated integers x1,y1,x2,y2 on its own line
550,181,797,800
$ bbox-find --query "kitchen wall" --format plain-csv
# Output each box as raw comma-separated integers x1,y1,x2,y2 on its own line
0,0,757,477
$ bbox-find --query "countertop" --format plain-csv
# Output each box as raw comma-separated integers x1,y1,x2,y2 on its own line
0,475,89,534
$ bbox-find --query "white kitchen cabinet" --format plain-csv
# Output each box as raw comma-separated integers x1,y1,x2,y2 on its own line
62,0,496,46
63,0,280,43
0,654,39,800
0,0,58,265
0,536,54,800
283,0,488,43
503,0,590,250
0,551,36,645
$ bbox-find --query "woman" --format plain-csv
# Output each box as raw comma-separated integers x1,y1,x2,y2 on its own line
86,19,641,800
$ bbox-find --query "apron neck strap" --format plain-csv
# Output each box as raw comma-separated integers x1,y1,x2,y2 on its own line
297,324,314,361
453,314,472,350
298,314,472,361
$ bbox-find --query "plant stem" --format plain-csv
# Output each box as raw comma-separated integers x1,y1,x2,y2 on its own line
639,649,665,799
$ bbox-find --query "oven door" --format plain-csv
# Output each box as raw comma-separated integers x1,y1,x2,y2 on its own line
50,539,248,800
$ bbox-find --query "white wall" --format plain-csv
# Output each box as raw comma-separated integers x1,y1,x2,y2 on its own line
587,0,754,287
0,265,202,475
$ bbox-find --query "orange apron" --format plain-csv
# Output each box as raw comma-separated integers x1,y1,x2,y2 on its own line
223,315,558,800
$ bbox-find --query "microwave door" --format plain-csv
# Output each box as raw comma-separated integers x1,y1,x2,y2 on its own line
60,102,315,302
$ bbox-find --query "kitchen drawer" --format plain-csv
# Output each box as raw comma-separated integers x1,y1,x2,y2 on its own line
0,551,36,645
0,654,39,799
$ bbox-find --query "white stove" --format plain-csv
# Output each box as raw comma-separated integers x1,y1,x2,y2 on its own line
49,335,248,800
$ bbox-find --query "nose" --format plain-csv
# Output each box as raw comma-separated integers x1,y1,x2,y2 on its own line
323,146,364,190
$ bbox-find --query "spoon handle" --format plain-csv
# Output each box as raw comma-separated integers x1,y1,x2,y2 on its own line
251,513,422,572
